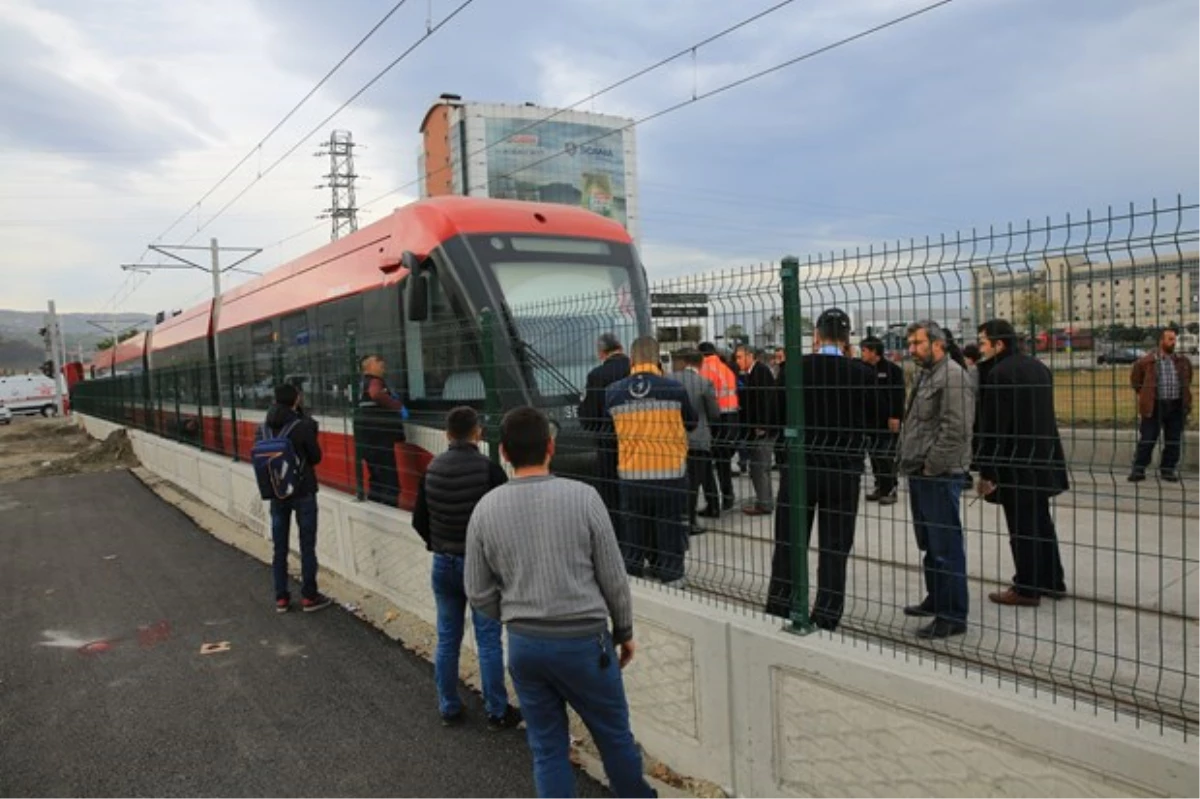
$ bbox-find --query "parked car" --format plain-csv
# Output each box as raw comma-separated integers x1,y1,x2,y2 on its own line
0,402,12,425
1096,347,1144,365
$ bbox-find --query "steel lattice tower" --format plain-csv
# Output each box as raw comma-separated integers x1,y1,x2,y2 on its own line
317,130,359,241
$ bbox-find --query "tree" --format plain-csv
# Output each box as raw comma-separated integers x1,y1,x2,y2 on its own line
1187,322,1199,335
96,328,141,351
1016,291,1057,339
724,323,748,347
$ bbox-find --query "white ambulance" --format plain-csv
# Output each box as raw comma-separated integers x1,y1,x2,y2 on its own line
0,374,61,417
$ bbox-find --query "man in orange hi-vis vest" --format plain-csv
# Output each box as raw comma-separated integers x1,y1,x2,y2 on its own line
699,341,740,514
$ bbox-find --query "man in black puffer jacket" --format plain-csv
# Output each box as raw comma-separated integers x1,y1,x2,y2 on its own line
412,406,520,730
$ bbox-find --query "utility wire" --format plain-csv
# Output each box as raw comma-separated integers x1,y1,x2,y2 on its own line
147,0,412,250
106,0,473,316
356,0,801,211
488,0,957,188
182,0,478,244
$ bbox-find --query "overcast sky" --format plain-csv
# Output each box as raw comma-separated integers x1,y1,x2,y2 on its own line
1,0,1195,315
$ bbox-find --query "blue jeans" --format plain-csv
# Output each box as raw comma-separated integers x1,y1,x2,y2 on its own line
508,631,655,799
908,475,969,624
618,479,688,582
432,553,508,718
270,494,318,600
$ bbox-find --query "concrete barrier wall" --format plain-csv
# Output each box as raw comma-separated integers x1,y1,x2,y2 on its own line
80,415,1197,797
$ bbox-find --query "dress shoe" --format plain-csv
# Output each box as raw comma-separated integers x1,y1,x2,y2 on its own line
1041,588,1068,601
1161,469,1180,483
689,524,706,536
916,619,967,639
865,491,883,502
988,587,1041,607
742,505,770,517
1127,471,1145,483
721,498,736,512
903,600,935,617
698,507,721,519
877,492,898,506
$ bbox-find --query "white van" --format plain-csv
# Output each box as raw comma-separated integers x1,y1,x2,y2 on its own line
0,374,60,416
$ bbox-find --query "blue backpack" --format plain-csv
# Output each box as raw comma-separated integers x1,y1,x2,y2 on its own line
251,420,305,500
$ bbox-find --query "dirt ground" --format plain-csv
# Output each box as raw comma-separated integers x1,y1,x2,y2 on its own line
0,416,139,483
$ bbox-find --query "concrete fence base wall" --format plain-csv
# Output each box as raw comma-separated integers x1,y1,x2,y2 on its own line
79,415,1197,798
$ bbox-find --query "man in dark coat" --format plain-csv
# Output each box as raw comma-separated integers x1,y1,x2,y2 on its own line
577,333,631,532
860,337,905,504
765,309,874,630
974,318,1069,606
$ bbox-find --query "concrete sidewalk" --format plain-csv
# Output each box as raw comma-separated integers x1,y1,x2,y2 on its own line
0,471,610,798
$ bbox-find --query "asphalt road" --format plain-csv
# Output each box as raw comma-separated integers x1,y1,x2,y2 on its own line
0,470,607,798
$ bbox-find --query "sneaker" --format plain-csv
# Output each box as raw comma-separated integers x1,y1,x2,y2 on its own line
275,597,290,614
486,705,522,732
441,709,465,727
301,594,333,613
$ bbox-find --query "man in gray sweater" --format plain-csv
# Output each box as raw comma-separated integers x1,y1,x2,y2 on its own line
465,406,654,798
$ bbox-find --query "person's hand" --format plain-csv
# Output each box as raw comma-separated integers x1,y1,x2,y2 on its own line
976,478,996,497
887,418,900,433
618,639,636,669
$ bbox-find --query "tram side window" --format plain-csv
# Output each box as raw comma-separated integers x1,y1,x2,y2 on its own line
280,312,311,399
250,321,276,410
404,271,483,402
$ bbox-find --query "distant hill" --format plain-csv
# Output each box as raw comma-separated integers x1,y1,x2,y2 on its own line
0,309,152,370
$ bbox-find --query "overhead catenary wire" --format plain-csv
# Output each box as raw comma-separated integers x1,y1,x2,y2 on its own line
104,0,475,317
146,0,412,251
351,0,803,213
181,0,478,245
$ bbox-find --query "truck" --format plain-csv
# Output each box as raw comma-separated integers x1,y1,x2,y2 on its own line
0,374,61,416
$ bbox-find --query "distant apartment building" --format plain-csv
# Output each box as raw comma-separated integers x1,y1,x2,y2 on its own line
418,94,639,242
973,251,1199,330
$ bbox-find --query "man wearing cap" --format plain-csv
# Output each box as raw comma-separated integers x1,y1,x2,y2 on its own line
578,333,631,532
765,308,874,631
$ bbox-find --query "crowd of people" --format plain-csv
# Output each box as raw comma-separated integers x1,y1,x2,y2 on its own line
248,324,1190,797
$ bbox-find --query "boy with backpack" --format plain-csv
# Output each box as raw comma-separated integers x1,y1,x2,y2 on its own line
253,383,330,613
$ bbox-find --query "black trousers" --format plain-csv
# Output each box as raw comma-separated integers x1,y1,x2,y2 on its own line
868,432,898,495
595,446,623,540
998,489,1066,597
711,412,740,504
1133,399,1186,473
686,448,717,522
766,462,862,629
361,438,400,506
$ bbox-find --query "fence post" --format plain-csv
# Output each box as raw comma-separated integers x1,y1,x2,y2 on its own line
480,307,501,465
195,361,205,451
173,368,182,442
347,334,365,501
227,357,239,462
780,256,813,634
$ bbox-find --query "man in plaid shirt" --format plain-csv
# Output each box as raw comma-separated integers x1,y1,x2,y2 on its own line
1129,328,1193,482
